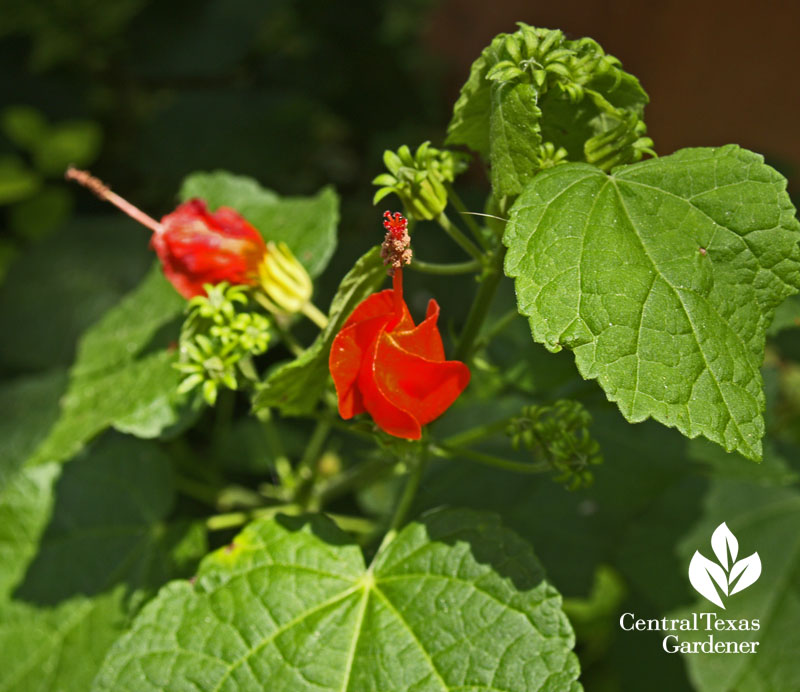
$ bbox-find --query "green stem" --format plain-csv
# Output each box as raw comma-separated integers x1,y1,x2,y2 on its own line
476,308,520,348
314,458,398,506
301,301,329,329
174,474,219,507
446,183,489,250
409,258,481,275
260,413,294,489
206,504,375,534
436,212,484,263
441,417,514,448
431,444,550,475
375,448,427,555
293,419,332,507
454,245,507,362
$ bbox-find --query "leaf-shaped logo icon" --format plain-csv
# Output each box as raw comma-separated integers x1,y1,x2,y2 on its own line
688,522,761,608
689,551,728,608
729,553,762,595
711,522,738,570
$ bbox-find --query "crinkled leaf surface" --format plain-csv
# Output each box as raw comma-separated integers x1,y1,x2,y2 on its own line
446,24,648,197
0,435,206,692
254,246,385,415
179,170,338,277
93,509,581,691
670,479,800,691
504,146,800,460
26,266,187,467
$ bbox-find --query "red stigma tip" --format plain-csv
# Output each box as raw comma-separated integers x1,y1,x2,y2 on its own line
383,210,408,239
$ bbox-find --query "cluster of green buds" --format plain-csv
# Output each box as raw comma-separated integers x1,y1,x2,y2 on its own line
535,142,569,170
507,399,602,490
584,113,655,172
373,141,469,221
175,282,272,405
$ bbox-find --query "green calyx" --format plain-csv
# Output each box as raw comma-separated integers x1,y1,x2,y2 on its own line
372,140,469,221
175,282,272,405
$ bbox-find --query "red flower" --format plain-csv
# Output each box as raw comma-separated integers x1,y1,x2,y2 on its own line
329,288,470,440
152,199,267,299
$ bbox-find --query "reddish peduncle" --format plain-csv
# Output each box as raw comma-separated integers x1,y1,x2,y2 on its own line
65,166,164,235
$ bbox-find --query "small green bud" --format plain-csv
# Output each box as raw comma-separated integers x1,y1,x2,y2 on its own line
372,141,470,221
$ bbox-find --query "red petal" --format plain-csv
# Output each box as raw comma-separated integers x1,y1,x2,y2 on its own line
390,299,445,361
329,313,392,419
358,336,422,440
341,289,412,331
154,199,267,297
370,330,470,427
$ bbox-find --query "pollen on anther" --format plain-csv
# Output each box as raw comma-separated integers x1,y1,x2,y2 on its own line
380,211,412,276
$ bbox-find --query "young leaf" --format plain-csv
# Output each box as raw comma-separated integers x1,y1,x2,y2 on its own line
504,145,800,460
93,510,581,691
447,24,650,197
254,246,385,415
26,267,187,467
0,435,207,692
179,170,338,278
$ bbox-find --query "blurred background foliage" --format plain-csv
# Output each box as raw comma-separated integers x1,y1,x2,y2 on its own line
1,2,799,690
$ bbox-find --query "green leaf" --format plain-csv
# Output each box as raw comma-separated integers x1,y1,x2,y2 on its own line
0,464,59,602
0,215,155,372
504,146,800,460
254,246,385,415
26,266,187,467
670,480,800,691
488,81,543,197
767,294,800,335
0,371,66,492
179,170,338,277
32,120,103,176
0,155,40,205
446,24,649,197
0,435,207,692
1,106,48,152
93,509,581,691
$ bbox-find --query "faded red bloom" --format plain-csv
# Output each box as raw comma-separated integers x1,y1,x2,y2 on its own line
153,199,268,299
329,211,469,439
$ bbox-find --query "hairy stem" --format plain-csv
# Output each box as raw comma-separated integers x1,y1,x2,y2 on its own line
431,444,550,475
409,258,482,275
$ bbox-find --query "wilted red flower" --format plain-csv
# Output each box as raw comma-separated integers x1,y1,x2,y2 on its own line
153,199,268,299
329,211,470,439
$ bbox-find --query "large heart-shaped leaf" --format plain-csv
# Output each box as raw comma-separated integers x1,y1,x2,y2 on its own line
504,145,800,460
93,509,581,691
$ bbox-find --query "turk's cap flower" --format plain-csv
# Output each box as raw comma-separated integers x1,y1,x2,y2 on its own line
154,199,268,299
329,288,470,440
